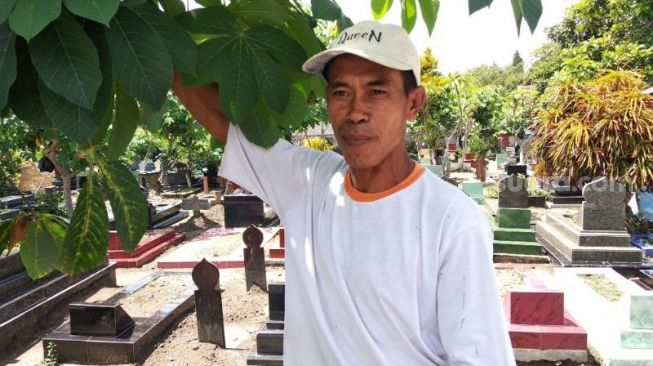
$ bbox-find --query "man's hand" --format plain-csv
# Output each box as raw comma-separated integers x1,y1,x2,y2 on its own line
171,72,229,143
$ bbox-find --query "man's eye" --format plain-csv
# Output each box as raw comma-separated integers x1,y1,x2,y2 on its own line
333,90,349,97
371,89,386,95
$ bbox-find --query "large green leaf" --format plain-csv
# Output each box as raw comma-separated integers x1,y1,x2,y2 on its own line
521,0,542,33
175,6,238,35
468,0,492,15
371,0,393,20
0,0,18,25
195,35,234,84
510,0,523,35
29,10,102,110
311,0,342,21
141,100,168,132
61,172,108,275
285,13,323,57
0,24,17,111
261,86,308,129
158,0,185,17
401,0,417,33
195,0,220,6
245,26,306,71
87,22,114,134
128,2,197,75
228,0,290,27
9,59,52,128
8,0,61,41
418,0,439,35
39,80,101,142
20,215,65,279
219,37,257,123
240,101,281,148
107,5,172,109
108,85,139,159
98,159,147,251
249,49,289,113
63,0,119,26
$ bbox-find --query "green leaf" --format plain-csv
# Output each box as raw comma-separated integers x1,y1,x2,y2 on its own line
285,13,323,57
98,159,147,251
371,0,393,20
418,0,439,35
29,10,102,109
468,0,492,15
228,0,290,27
108,85,139,159
241,102,281,148
261,86,308,129
195,35,234,84
337,14,353,31
63,0,119,26
61,172,108,275
175,6,239,35
9,59,52,128
8,0,62,41
250,49,289,113
401,0,417,33
311,0,343,21
0,0,18,25
141,100,168,132
219,37,257,123
107,5,172,109
196,0,220,6
39,80,100,142
87,22,114,133
521,0,542,34
510,0,522,35
127,2,197,75
245,26,306,71
0,24,17,111
20,215,65,279
158,0,185,17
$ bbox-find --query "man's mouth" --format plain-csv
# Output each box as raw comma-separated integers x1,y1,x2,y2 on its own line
341,134,374,147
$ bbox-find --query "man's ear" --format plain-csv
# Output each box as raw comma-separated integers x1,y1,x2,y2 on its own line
407,86,426,120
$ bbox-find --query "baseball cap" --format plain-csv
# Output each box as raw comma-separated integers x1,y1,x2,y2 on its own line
302,20,421,82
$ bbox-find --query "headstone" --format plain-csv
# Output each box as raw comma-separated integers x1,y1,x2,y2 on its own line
581,177,627,231
69,303,134,337
223,195,264,228
495,153,508,167
268,283,285,321
243,225,267,292
498,175,529,208
505,164,527,176
192,259,225,347
621,294,653,349
497,208,531,229
461,182,484,203
191,195,201,214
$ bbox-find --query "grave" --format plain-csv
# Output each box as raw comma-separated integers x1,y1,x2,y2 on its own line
551,182,584,205
505,164,527,177
0,194,34,209
621,293,653,349
193,259,225,346
498,175,529,209
461,182,484,203
495,153,508,167
631,233,653,257
108,230,186,268
247,282,285,366
536,178,642,265
43,272,195,364
0,253,116,352
0,208,20,221
506,270,587,362
223,194,265,228
269,228,286,259
147,202,188,229
425,165,443,178
181,193,218,210
243,226,267,292
555,267,653,364
493,208,545,258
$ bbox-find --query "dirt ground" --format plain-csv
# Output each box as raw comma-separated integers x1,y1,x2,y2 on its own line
1,194,604,366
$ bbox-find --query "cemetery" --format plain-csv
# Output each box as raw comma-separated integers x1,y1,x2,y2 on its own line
1,0,652,365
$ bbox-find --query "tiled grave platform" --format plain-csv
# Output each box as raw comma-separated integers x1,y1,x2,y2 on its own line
43,272,194,364
157,227,282,269
505,270,587,362
554,267,653,365
108,230,185,268
492,208,547,260
0,260,116,352
461,182,485,203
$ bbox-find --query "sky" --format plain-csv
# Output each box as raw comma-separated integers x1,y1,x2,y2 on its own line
188,0,579,74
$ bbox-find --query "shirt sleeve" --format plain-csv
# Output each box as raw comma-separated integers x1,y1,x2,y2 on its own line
218,123,326,218
436,214,516,366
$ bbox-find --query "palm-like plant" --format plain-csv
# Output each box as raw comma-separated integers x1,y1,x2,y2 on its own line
530,70,653,190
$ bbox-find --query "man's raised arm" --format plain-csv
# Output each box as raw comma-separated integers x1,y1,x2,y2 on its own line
171,73,229,143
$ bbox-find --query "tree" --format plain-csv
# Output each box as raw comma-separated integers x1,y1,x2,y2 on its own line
0,0,544,279
530,70,653,191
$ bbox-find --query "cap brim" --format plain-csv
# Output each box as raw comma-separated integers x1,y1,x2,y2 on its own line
302,48,413,78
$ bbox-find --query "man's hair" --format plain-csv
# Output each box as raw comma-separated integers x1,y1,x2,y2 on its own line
322,60,418,95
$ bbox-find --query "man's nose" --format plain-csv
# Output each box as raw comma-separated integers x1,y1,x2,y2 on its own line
347,94,369,124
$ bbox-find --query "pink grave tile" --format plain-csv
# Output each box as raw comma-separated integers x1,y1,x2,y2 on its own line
509,324,541,349
510,291,564,325
540,325,587,350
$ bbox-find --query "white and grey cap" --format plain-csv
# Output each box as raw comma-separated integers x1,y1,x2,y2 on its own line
302,20,421,82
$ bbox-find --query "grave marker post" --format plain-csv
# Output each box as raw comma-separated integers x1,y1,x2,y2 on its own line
192,259,225,347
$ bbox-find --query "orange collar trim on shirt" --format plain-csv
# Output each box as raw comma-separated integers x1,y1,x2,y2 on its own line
344,164,425,203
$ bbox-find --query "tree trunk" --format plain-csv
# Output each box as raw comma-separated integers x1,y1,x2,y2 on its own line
45,141,73,218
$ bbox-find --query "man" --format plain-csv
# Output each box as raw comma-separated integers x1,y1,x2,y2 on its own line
174,21,515,366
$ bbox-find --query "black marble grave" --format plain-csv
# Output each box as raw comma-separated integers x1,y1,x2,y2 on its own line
505,164,527,176
247,282,285,366
223,195,264,228
69,303,134,337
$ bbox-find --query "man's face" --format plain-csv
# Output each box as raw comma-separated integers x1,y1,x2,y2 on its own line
326,54,424,169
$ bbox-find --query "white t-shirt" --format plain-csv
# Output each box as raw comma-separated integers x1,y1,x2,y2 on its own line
219,124,515,366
